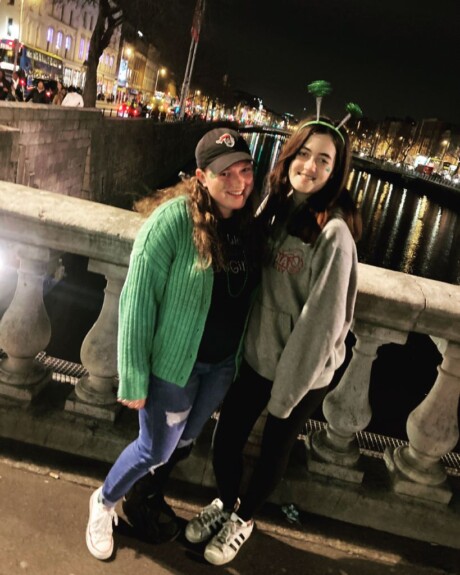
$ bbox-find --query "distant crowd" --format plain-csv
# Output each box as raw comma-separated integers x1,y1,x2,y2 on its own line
0,70,84,107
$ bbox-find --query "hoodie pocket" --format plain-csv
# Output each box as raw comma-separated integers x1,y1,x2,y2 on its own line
244,300,292,379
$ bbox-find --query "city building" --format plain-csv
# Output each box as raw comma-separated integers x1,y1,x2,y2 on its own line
0,0,120,95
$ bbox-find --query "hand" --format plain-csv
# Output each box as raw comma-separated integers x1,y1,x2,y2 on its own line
118,398,146,410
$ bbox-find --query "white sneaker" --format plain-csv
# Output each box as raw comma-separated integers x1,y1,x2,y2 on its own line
185,498,231,544
86,486,118,560
204,512,254,565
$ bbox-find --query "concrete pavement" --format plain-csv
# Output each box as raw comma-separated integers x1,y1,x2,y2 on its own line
0,442,458,575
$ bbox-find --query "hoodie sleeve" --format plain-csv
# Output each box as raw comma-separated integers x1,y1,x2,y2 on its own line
267,219,358,419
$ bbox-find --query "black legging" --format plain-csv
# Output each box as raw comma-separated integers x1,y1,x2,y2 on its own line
212,360,328,521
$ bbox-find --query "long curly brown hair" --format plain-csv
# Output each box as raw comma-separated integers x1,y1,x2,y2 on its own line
258,116,362,246
133,177,262,271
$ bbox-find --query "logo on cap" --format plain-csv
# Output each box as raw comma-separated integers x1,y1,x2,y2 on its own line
215,133,235,148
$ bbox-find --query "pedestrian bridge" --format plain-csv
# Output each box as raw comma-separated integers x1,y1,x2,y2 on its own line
0,180,459,551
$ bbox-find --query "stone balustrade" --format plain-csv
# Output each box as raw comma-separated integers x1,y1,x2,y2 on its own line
0,180,144,420
1,180,459,548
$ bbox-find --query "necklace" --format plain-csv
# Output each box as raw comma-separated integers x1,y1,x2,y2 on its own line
219,218,249,298
226,267,248,298
225,249,248,298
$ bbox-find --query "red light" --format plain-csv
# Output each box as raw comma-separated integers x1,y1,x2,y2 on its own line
20,79,25,86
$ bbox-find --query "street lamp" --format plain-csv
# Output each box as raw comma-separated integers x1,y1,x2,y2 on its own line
154,67,166,93
13,0,25,71
439,139,449,171
193,89,201,113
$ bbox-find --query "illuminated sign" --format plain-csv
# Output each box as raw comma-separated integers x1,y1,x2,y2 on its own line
118,59,128,86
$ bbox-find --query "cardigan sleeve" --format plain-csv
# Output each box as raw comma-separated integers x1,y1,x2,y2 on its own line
117,199,188,400
267,220,358,418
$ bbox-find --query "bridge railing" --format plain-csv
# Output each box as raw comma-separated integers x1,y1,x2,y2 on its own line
1,180,459,543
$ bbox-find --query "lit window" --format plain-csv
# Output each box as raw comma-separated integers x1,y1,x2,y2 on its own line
65,35,71,50
56,31,63,49
78,38,85,59
47,27,54,43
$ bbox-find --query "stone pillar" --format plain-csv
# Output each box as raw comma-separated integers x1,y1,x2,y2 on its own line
307,321,407,483
65,260,127,421
384,339,460,504
0,244,57,401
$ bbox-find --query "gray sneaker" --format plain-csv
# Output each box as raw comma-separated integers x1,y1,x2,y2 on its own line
185,498,230,544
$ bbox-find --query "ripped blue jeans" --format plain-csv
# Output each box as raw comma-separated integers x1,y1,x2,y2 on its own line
102,354,235,506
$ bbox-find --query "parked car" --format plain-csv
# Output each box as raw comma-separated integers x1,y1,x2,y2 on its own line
117,101,143,118
116,100,155,118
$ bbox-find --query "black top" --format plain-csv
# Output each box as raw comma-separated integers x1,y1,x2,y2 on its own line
26,88,49,104
197,216,259,363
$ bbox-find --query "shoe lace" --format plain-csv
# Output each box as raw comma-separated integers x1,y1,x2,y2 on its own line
214,519,239,547
198,503,224,527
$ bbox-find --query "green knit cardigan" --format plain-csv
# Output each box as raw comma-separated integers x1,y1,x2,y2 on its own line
117,196,213,400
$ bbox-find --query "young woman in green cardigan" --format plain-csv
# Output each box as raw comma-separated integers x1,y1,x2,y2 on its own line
86,127,261,561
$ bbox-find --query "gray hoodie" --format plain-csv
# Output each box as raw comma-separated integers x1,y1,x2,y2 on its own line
244,213,358,419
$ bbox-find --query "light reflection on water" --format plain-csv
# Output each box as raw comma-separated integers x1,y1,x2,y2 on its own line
345,169,459,285
400,196,426,275
383,189,407,269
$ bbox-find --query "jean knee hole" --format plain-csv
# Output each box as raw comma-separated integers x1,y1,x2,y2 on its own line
165,408,191,427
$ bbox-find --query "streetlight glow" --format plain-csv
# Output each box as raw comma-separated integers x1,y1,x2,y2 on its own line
439,139,450,170
154,67,167,93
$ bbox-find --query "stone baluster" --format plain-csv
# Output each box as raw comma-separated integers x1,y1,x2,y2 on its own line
385,339,460,504
65,260,127,421
0,244,58,401
307,321,407,483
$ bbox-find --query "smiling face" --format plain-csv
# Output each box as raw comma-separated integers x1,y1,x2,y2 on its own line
288,133,337,197
196,160,254,218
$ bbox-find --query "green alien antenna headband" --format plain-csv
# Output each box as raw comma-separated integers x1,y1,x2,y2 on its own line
300,80,363,144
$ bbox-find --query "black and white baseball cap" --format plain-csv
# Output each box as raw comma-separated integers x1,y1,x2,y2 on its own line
195,128,253,173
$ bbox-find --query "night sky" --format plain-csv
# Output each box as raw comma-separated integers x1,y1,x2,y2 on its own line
197,0,460,124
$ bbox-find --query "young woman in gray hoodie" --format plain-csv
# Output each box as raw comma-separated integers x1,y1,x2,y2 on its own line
185,115,362,566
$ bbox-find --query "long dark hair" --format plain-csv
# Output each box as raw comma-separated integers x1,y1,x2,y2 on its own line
259,116,361,245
